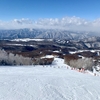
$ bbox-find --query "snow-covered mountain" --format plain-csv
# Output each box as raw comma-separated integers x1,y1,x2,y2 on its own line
0,28,95,40
0,57,100,100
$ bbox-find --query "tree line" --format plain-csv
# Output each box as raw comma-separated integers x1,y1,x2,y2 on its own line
0,49,32,65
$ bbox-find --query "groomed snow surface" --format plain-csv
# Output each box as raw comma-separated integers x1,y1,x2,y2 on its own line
0,58,100,100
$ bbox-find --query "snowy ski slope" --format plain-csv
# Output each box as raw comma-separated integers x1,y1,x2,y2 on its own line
0,58,100,100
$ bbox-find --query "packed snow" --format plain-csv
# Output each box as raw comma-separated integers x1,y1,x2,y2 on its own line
0,58,100,100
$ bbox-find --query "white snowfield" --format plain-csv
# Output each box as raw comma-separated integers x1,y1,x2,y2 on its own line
11,38,53,42
0,58,100,100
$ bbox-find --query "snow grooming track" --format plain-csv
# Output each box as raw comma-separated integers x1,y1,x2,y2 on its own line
0,66,100,100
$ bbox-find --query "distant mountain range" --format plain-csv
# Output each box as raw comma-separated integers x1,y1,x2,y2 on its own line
0,28,98,40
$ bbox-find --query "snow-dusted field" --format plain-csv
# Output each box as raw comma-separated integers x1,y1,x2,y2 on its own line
11,38,53,42
0,65,100,100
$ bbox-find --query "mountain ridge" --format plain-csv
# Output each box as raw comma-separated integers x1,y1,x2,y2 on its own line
0,28,97,40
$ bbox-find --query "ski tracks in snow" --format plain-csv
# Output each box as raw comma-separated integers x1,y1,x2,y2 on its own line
0,67,100,100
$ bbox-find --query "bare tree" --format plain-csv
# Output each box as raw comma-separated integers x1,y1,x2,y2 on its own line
69,58,93,71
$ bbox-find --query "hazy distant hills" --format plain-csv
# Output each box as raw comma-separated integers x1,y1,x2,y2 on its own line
0,28,96,40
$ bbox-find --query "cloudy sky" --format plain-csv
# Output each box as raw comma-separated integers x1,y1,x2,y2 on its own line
0,0,100,32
